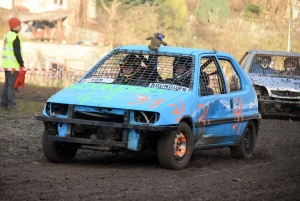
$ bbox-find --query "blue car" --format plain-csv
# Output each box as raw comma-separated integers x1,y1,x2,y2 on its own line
36,45,261,170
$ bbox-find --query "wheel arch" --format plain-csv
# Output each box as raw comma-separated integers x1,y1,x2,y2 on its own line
180,116,194,133
254,85,269,98
250,118,260,137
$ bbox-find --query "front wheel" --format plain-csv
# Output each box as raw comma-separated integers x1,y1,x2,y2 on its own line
231,121,256,159
157,122,194,170
42,129,77,163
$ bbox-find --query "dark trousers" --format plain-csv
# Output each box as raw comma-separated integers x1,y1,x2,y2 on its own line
1,71,19,107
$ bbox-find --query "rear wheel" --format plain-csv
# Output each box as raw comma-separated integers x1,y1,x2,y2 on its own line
42,128,77,163
157,122,194,170
231,121,256,159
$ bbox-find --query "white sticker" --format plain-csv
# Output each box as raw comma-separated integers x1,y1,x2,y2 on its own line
149,83,189,91
90,78,115,83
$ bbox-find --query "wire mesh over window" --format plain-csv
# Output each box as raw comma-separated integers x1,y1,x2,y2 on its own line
81,50,195,91
199,56,226,96
249,54,300,76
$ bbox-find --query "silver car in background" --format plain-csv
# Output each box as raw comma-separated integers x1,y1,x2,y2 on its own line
239,50,300,117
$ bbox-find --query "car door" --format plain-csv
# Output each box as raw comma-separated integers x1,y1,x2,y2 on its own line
194,54,247,148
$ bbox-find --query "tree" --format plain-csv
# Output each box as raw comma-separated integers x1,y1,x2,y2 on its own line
99,0,122,49
159,0,188,30
96,0,155,10
196,0,229,25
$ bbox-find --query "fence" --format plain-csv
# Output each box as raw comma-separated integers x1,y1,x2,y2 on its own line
0,65,87,88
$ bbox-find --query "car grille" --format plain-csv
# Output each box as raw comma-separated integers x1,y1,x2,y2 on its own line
271,90,300,97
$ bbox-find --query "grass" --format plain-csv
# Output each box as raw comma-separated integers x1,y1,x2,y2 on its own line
1,100,45,114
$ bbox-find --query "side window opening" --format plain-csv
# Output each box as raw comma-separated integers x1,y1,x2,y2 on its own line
218,58,241,92
199,56,226,96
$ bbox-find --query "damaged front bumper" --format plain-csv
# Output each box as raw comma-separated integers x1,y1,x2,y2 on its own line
258,99,300,117
35,113,178,151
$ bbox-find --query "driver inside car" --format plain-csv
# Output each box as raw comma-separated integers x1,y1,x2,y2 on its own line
116,54,143,84
116,54,163,85
250,55,275,74
283,57,300,76
171,56,193,87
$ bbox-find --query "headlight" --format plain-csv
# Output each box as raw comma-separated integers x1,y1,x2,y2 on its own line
51,103,69,115
134,111,160,123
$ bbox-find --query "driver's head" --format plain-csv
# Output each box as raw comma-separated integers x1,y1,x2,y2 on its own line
284,57,299,72
172,56,193,80
258,56,271,68
119,54,141,75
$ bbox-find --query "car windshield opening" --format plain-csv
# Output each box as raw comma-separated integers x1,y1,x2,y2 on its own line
80,50,195,91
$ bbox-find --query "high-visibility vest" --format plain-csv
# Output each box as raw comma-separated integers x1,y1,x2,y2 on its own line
2,31,23,70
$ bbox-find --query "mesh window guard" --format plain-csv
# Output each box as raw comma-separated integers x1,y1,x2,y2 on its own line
81,50,195,91
249,55,300,76
200,56,226,96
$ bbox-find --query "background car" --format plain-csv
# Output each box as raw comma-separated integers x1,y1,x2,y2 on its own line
36,45,261,170
239,50,300,118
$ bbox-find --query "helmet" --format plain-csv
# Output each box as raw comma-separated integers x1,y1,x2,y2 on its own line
258,56,271,68
173,56,193,81
118,54,142,80
284,58,299,71
119,54,141,68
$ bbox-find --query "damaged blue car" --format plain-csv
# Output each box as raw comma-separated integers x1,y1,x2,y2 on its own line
36,45,261,170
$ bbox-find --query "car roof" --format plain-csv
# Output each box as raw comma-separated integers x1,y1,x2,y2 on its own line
246,49,300,57
117,45,220,56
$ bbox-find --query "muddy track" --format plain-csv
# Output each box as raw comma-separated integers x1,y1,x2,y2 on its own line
0,113,299,201
0,84,299,200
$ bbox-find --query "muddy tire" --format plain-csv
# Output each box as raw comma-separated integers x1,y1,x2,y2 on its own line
42,129,77,163
231,121,256,159
157,122,194,170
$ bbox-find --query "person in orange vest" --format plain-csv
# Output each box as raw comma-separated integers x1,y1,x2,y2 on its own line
0,17,25,110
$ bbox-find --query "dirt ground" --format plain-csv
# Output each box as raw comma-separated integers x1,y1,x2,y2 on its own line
0,84,300,201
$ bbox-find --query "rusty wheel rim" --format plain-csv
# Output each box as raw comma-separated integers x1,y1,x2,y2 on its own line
173,132,187,158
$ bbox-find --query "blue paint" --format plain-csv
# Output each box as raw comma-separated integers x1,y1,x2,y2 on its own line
58,123,68,137
127,129,140,151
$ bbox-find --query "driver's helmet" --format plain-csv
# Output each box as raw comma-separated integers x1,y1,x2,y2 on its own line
172,56,193,81
284,57,299,71
258,56,271,68
119,54,142,76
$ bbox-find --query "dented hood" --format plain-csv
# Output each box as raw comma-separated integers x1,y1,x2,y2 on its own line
249,74,300,92
47,82,189,111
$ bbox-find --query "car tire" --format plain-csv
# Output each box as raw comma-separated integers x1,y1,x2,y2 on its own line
42,129,77,163
231,121,256,159
157,122,194,170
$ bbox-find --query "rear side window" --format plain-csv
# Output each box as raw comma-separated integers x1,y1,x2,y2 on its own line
218,58,241,92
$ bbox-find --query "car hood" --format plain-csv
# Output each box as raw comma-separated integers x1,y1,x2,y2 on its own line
47,83,188,111
249,74,300,92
